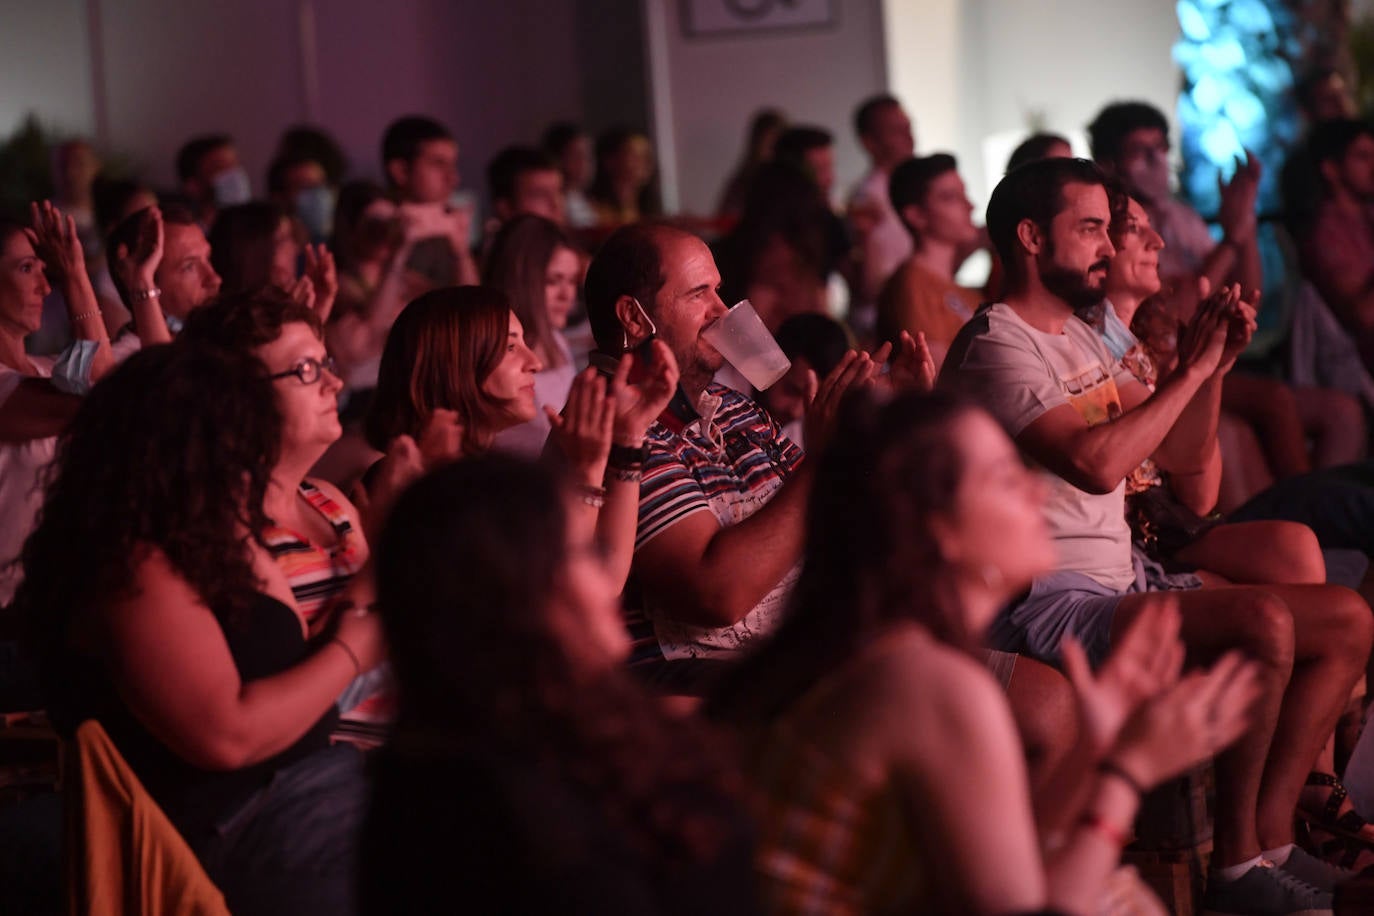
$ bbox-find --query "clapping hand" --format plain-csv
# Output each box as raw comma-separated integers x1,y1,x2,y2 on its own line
803,349,883,456
303,244,338,322
112,205,164,294
610,340,680,445
547,369,615,483
869,330,936,394
28,201,85,282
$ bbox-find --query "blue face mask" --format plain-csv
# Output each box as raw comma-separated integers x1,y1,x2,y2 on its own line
294,185,335,243
211,167,252,207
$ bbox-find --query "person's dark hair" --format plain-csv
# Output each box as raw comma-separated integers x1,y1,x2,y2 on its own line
276,124,347,185
540,121,586,159
208,201,291,294
483,215,579,369
853,94,901,140
1297,67,1345,115
376,455,741,863
741,108,787,164
14,342,282,686
1006,132,1072,173
92,177,151,236
583,222,676,353
0,218,29,252
709,388,982,723
888,153,959,234
266,152,322,197
487,146,559,205
175,134,233,184
1308,118,1374,172
180,285,322,353
330,179,390,272
588,127,662,218
365,286,512,454
1087,102,1169,164
774,313,852,379
716,162,835,306
105,204,198,305
773,125,830,173
381,116,453,175
986,157,1106,284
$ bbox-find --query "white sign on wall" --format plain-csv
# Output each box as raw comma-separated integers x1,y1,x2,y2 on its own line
681,0,837,37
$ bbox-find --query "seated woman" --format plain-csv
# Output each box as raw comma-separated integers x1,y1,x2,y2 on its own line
208,200,336,321
0,204,113,607
482,214,585,456
14,342,383,916
362,455,756,914
179,288,393,725
365,285,677,590
709,390,1259,914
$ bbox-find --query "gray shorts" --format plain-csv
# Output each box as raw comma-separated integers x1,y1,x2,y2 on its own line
987,548,1201,669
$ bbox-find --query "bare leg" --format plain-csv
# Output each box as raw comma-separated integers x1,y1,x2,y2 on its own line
1111,588,1295,866
1004,654,1077,789
1175,520,1326,586
1295,385,1367,469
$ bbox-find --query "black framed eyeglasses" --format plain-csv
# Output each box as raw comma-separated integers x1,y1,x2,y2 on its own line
269,356,337,386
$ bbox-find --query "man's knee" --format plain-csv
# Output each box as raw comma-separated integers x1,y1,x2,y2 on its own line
1232,591,1296,674
1266,521,1325,585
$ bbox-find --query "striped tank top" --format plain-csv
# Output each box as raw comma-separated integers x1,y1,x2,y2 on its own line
262,480,365,626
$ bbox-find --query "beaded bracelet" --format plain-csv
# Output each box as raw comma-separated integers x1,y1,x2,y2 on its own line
606,465,643,484
578,483,607,509
69,309,102,323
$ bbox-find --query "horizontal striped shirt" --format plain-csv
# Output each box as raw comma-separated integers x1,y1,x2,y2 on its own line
634,384,803,660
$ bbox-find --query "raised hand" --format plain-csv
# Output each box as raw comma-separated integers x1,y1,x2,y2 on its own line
29,200,85,281
871,330,937,394
1173,281,1236,380
112,205,164,293
414,407,465,471
1108,650,1261,790
610,340,680,445
804,349,881,457
1062,595,1185,756
1217,290,1258,375
547,368,615,485
356,433,427,547
288,274,317,313
1217,150,1260,246
303,244,338,322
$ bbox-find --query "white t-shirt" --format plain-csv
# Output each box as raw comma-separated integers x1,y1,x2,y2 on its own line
941,303,1138,590
0,356,58,605
848,168,913,307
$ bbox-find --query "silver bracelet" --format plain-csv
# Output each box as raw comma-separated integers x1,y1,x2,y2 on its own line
130,288,162,302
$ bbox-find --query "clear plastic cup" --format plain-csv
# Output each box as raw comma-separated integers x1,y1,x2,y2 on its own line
701,299,792,390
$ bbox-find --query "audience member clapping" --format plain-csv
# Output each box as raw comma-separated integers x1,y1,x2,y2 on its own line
209,201,337,321
14,342,381,916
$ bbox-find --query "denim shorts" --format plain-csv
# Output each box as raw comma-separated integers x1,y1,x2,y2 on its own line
987,548,1202,669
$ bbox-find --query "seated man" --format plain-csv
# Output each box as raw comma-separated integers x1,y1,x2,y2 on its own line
174,134,248,227
940,156,1371,914
876,153,984,368
1299,118,1374,369
380,115,478,287
486,146,566,228
105,203,222,349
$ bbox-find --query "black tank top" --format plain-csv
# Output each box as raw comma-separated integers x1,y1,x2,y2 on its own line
53,592,337,846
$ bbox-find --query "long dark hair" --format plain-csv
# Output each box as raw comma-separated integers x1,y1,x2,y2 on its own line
482,215,579,369
376,456,740,864
588,127,662,218
709,388,980,724
364,286,511,454
13,342,282,664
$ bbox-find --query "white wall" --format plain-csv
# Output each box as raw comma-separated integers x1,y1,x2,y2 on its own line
884,0,1180,214
644,0,890,214
0,1,96,139
4,0,587,207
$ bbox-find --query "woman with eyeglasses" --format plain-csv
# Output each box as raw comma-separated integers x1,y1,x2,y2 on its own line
14,341,383,915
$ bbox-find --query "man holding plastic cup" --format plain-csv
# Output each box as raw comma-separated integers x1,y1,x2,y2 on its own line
583,223,926,688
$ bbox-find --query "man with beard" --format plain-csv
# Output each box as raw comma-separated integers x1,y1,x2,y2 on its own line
940,157,1371,916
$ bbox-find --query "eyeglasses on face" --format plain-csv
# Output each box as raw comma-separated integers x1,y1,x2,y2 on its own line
269,355,337,386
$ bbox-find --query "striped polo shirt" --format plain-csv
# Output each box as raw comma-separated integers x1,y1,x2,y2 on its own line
635,383,804,660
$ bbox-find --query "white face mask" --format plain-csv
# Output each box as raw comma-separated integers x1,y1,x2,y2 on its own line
1123,155,1172,203
211,167,252,207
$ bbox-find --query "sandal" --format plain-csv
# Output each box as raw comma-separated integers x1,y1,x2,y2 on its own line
1298,772,1374,848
